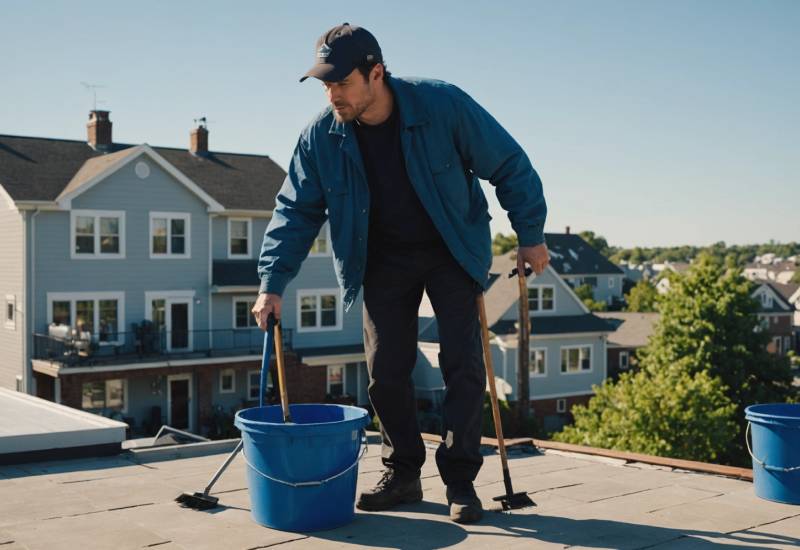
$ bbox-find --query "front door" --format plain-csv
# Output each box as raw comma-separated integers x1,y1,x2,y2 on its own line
168,374,192,430
171,302,189,350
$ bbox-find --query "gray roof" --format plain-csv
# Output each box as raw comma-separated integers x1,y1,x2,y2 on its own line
766,280,800,305
0,440,792,548
0,134,286,210
544,232,624,276
594,311,660,348
212,260,259,287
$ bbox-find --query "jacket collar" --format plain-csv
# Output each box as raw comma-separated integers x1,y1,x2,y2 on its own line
328,75,429,137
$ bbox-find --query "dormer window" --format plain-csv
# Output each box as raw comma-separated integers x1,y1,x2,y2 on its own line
527,285,555,312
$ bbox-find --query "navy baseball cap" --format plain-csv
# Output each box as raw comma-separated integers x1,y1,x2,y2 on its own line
300,23,383,83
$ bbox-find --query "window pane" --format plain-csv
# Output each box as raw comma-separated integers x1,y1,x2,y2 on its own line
248,301,257,326
231,238,247,255
106,379,124,409
76,235,95,254
152,218,167,253
542,287,554,310
152,299,166,332
221,371,234,391
53,301,71,326
6,302,13,322
100,236,119,254
527,287,539,311
235,302,249,328
230,220,247,238
320,295,337,326
301,311,316,327
171,218,185,236
328,365,344,396
100,217,118,235
171,235,185,255
580,347,591,370
82,381,105,409
569,348,579,372
99,300,117,341
76,300,94,334
249,372,260,399
76,216,94,235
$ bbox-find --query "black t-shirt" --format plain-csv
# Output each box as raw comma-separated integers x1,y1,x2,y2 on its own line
353,100,446,251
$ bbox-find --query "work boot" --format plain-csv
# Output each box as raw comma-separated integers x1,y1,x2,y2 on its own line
446,481,483,524
356,468,423,511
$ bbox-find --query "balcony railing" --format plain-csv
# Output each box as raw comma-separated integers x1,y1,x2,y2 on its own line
33,326,293,368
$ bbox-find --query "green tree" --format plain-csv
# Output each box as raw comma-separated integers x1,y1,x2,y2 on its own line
555,360,738,462
574,283,607,311
554,252,796,466
492,232,518,256
791,270,800,284
624,279,659,312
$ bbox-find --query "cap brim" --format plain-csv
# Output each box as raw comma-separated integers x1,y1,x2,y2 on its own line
299,63,353,83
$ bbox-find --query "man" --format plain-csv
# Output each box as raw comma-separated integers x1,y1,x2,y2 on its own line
252,23,549,524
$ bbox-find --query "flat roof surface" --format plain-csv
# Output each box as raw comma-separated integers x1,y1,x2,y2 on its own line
0,388,126,454
1,442,799,549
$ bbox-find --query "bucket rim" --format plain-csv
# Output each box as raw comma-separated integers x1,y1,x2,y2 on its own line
235,403,370,429
745,403,800,423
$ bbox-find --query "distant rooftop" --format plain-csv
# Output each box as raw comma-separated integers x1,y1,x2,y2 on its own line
595,311,661,348
1,438,797,548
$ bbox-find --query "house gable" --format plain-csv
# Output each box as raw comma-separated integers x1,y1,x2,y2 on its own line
56,145,224,212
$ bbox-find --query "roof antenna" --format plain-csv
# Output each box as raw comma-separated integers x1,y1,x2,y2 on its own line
80,82,107,111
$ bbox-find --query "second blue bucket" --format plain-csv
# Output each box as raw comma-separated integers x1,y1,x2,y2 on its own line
745,403,800,505
234,403,370,532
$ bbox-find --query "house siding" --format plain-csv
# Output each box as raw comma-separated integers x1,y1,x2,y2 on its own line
33,159,211,340
499,268,585,321
0,200,24,390
498,334,607,400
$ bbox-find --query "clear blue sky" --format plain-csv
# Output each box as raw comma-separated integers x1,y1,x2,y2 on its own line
2,1,797,248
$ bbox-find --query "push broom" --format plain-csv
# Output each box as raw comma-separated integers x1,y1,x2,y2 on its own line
477,267,536,512
176,313,290,510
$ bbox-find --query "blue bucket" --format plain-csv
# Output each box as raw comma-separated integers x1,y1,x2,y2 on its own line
234,403,370,532
745,403,800,505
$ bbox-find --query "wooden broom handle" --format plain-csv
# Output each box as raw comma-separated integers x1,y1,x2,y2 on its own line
273,320,291,423
477,293,510,473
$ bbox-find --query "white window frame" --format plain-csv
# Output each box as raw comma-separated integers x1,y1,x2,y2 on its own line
149,211,191,259
70,209,126,259
327,364,347,396
527,284,556,313
529,347,547,377
609,277,615,288
144,290,195,352
248,369,273,401
232,296,258,329
308,222,332,257
4,294,16,330
219,368,236,394
296,288,343,333
556,398,567,414
761,292,772,308
560,345,593,375
227,217,252,259
81,378,129,414
619,350,629,369
47,291,126,346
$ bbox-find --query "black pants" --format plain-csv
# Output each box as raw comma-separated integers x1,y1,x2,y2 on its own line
362,241,486,485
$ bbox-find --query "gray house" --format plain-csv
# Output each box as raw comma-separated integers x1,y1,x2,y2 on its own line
413,251,613,433
0,111,370,436
544,230,625,308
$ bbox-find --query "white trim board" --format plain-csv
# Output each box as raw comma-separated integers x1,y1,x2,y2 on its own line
70,209,126,260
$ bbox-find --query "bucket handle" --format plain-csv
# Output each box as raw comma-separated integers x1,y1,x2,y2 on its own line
746,422,800,473
242,430,369,488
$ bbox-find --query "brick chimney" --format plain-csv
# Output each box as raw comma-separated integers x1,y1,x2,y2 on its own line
565,225,570,234
190,118,209,156
87,110,112,152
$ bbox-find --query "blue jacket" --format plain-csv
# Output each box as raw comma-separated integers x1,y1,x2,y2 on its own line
258,76,547,312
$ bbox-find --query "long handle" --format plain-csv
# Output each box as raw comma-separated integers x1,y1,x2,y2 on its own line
477,293,514,496
273,319,291,423
202,439,243,496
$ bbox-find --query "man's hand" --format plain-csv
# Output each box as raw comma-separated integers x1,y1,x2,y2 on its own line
517,243,550,275
252,293,282,331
